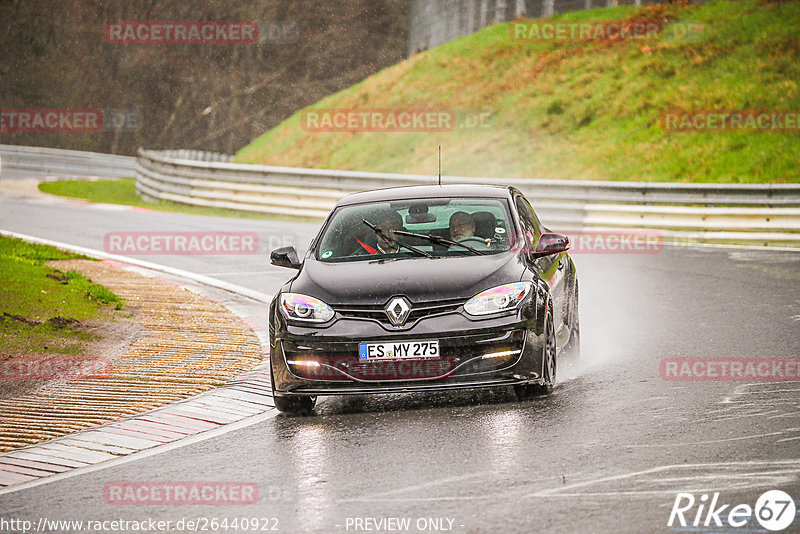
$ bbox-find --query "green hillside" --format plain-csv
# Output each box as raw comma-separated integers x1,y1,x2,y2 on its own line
235,0,800,183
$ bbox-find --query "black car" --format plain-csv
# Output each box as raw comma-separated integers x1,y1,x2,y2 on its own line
268,184,579,413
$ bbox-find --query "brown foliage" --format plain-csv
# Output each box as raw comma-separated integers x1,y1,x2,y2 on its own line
0,0,409,155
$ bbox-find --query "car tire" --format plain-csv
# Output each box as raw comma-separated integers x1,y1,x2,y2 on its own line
271,368,316,415
274,394,316,415
514,302,556,400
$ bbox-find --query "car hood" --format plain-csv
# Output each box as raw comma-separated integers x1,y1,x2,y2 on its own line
290,252,527,305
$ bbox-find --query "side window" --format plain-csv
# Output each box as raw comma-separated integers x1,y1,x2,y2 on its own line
515,196,541,249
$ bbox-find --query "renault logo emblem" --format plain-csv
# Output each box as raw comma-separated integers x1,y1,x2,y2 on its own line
385,296,411,326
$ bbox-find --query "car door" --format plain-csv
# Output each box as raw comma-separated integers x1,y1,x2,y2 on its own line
515,194,569,332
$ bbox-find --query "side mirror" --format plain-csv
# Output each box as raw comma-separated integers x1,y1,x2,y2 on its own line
270,246,301,269
532,233,570,258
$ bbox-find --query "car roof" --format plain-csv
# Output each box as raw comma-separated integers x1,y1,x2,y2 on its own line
336,184,514,206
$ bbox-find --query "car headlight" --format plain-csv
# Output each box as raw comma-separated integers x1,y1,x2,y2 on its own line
279,293,334,323
464,282,532,316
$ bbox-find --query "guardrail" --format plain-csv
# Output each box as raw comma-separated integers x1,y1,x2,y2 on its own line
137,148,800,247
3,144,797,247
0,144,136,178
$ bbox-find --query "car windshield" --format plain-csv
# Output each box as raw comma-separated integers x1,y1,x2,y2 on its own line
316,198,515,262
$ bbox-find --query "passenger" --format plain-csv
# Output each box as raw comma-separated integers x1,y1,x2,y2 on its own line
352,210,403,255
374,211,403,254
347,225,378,256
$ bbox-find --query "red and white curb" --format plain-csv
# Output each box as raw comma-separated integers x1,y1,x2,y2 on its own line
0,230,278,494
0,362,273,489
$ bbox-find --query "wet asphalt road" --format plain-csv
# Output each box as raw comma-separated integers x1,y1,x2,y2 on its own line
1,180,799,533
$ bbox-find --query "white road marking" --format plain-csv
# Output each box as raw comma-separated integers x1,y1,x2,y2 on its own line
625,431,789,447
525,460,800,498
338,474,556,503
689,409,783,424
341,472,488,501
768,411,800,419
201,271,273,276
0,409,278,497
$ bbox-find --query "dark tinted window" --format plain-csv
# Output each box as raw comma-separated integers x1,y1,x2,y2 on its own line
515,196,541,248
316,198,515,261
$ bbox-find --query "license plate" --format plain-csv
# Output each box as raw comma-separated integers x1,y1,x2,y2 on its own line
359,340,440,361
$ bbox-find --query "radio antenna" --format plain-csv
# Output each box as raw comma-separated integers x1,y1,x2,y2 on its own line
438,145,442,186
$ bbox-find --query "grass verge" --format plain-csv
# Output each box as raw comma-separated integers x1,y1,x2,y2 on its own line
0,235,124,359
235,0,800,183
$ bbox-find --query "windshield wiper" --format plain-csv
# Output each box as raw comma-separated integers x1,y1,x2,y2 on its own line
362,219,432,258
393,230,486,255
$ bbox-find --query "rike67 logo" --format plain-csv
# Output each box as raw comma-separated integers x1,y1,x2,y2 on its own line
669,490,796,531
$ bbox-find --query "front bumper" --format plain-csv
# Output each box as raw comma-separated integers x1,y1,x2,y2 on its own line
271,311,546,396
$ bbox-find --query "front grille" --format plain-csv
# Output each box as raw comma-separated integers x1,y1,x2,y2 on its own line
333,297,465,326
283,329,526,382
338,359,455,381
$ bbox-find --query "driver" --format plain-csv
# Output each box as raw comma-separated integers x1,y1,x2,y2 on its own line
449,211,491,247
449,211,476,241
